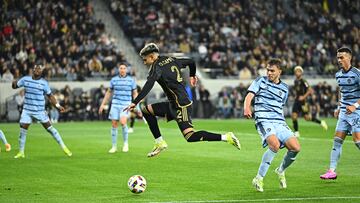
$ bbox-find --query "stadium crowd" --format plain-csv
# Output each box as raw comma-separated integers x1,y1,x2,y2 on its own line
110,0,359,78
0,0,128,82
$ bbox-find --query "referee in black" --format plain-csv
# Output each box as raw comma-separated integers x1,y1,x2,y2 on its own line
124,43,241,157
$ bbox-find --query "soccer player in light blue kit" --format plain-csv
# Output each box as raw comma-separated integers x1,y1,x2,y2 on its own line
99,63,138,153
12,63,72,158
320,47,360,180
0,130,11,152
244,58,301,192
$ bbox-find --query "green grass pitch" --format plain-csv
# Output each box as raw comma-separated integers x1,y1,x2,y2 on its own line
0,119,359,203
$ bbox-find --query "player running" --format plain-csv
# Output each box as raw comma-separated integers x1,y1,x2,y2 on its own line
244,58,301,192
124,43,240,157
291,66,328,137
320,47,360,180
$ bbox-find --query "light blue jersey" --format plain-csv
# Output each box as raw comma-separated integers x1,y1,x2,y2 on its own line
110,75,136,107
248,76,293,148
17,76,51,112
336,67,360,112
248,76,289,124
108,75,136,120
335,67,360,133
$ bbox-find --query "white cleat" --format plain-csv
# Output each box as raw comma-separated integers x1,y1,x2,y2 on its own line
108,147,118,154
275,167,287,189
122,143,129,152
252,177,264,192
128,128,134,133
321,120,328,131
294,131,300,137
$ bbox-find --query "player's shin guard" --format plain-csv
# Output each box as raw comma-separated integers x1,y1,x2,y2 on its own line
0,130,9,144
142,107,162,139
111,127,118,147
293,120,298,132
355,141,360,150
122,125,128,144
47,126,66,148
278,150,299,173
184,130,221,142
19,128,27,152
258,148,277,177
330,137,343,171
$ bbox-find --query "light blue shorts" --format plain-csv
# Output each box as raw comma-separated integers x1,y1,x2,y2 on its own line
256,121,295,148
108,105,129,120
335,111,360,133
20,110,50,124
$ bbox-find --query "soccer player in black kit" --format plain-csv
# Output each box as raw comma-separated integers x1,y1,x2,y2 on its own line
291,66,328,137
124,43,241,157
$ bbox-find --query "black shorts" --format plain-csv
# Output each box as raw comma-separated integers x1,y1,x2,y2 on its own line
150,102,193,131
292,100,309,115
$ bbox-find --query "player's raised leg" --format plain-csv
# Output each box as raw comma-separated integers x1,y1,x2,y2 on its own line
276,137,301,189
42,122,72,157
0,129,11,152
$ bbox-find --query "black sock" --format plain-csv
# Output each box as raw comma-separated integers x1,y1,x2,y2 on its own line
184,130,221,142
293,120,298,131
130,117,135,128
312,117,321,124
143,112,162,139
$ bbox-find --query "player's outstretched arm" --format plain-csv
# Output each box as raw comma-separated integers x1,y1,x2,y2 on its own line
244,92,255,118
48,94,65,113
99,88,112,115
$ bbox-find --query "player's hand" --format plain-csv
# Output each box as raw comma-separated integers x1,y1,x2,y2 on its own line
58,105,65,113
345,105,356,114
244,107,252,119
190,76,198,87
123,103,136,112
298,95,305,101
98,105,104,115
334,109,340,118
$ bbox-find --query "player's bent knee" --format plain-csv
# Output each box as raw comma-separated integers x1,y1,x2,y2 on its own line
141,105,152,115
269,145,280,153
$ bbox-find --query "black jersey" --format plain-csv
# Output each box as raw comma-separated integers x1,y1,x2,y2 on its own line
133,56,196,108
294,78,309,99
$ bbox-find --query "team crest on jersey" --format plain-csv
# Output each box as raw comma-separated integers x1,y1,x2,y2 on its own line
266,128,271,132
347,79,351,84
279,91,282,96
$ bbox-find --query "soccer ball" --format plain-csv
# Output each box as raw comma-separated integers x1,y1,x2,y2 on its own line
127,175,147,194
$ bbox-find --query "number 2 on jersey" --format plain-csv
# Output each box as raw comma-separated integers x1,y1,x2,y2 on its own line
171,66,183,82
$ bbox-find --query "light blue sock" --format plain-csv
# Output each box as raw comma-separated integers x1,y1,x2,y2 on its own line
111,127,118,147
122,125,128,144
19,128,27,152
330,137,343,171
355,141,360,150
278,151,298,173
47,126,66,148
258,148,277,177
0,130,8,144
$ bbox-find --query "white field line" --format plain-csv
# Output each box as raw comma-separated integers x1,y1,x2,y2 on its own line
148,196,360,203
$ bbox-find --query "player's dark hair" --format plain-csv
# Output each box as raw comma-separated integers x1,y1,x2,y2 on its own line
268,58,282,70
337,47,352,56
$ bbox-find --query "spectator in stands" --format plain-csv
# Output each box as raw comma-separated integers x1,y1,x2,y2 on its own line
15,89,25,112
1,68,14,82
88,54,103,76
